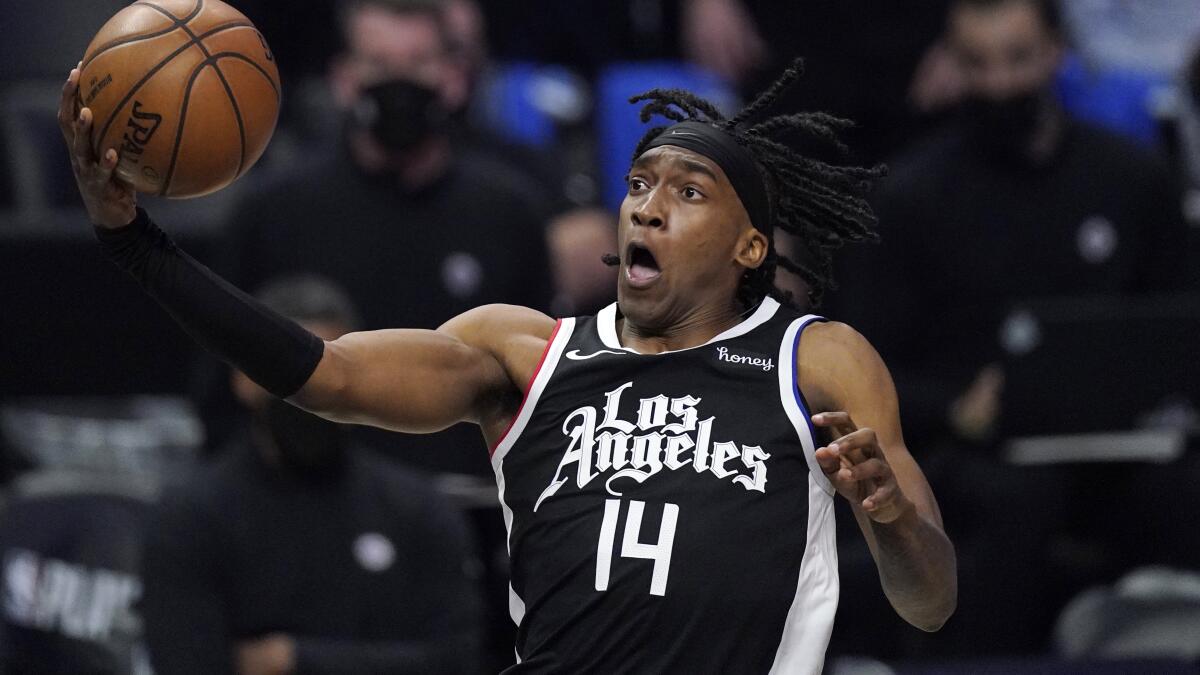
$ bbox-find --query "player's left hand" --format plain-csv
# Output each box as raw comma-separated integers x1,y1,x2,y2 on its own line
812,411,914,524
236,634,296,675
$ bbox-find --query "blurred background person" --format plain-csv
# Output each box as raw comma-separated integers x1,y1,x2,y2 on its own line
830,0,1191,658
838,0,1187,455
200,0,555,474
140,276,481,675
3,0,1199,671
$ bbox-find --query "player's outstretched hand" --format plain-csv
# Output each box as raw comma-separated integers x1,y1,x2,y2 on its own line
812,411,914,524
58,65,136,229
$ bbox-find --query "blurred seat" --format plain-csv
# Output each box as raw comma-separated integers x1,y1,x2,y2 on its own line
473,62,589,148
1054,566,1200,662
594,62,737,210
1055,53,1171,147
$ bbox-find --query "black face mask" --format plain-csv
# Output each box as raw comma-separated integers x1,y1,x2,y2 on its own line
961,89,1046,159
262,398,347,479
352,78,448,153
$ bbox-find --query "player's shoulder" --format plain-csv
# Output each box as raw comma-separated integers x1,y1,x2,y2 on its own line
799,319,872,354
796,320,890,387
443,303,556,336
439,304,558,358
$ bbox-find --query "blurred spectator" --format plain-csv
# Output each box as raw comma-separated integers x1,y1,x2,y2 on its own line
141,276,481,675
829,0,1188,657
228,0,551,331
839,0,1187,448
441,0,618,315
681,0,767,84
545,206,619,314
206,0,554,476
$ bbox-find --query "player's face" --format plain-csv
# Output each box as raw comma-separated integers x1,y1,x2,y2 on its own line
948,0,1062,101
617,146,765,330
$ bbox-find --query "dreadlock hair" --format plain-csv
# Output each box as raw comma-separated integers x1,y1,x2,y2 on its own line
613,58,886,309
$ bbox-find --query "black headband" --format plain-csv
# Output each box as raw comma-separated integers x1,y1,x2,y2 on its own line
643,120,772,236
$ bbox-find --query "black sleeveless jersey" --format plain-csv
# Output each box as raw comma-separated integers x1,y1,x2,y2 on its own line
490,298,838,674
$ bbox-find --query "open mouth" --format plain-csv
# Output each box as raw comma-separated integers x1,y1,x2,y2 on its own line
626,243,661,285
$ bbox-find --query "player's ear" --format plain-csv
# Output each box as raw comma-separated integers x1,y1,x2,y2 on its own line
735,228,769,270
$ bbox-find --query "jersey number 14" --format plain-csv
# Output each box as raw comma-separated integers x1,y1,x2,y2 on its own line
594,499,679,597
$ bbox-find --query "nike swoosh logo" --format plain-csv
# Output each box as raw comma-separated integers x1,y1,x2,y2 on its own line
565,349,626,360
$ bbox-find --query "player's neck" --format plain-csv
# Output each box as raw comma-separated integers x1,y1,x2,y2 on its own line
618,300,746,353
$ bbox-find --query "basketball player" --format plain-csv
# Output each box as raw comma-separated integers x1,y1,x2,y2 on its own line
60,60,956,673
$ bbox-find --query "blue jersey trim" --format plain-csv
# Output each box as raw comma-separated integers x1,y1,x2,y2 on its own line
790,316,827,441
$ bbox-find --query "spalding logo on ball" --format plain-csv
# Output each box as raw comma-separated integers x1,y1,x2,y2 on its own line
77,0,280,198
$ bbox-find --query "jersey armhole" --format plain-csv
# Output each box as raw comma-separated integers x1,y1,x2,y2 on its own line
489,318,574,459
778,315,835,496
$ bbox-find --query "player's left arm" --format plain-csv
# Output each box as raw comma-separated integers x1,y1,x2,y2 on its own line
798,321,957,632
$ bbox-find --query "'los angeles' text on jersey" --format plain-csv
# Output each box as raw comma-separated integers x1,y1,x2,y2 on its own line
491,298,838,674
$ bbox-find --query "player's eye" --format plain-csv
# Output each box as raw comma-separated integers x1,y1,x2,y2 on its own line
681,186,704,200
626,176,649,193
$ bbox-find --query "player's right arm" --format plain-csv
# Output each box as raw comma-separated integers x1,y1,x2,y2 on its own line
60,67,552,437
298,306,555,436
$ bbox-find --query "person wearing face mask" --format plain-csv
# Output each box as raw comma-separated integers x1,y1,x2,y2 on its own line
207,0,555,476
834,0,1187,446
825,0,1188,656
140,276,483,675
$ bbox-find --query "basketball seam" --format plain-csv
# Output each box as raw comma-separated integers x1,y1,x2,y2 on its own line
162,0,248,179
92,21,254,159
85,21,252,72
159,60,212,196
168,8,281,98
131,0,204,24
209,63,248,178
208,53,280,99
82,26,180,71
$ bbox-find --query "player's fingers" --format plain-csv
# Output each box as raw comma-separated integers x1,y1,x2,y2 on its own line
827,428,880,461
59,68,81,142
97,148,119,182
812,411,858,437
863,481,897,512
811,444,840,470
836,457,890,484
815,445,856,481
72,107,98,170
813,446,843,474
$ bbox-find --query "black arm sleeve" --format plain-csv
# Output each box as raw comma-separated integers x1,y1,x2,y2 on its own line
95,208,324,398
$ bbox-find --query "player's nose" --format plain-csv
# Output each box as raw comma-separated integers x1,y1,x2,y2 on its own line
630,189,666,229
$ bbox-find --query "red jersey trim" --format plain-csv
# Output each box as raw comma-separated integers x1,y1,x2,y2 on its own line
489,319,563,457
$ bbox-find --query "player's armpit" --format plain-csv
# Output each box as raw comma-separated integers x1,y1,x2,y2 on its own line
294,304,556,435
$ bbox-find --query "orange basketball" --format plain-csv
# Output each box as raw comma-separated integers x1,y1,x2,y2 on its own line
77,0,280,198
